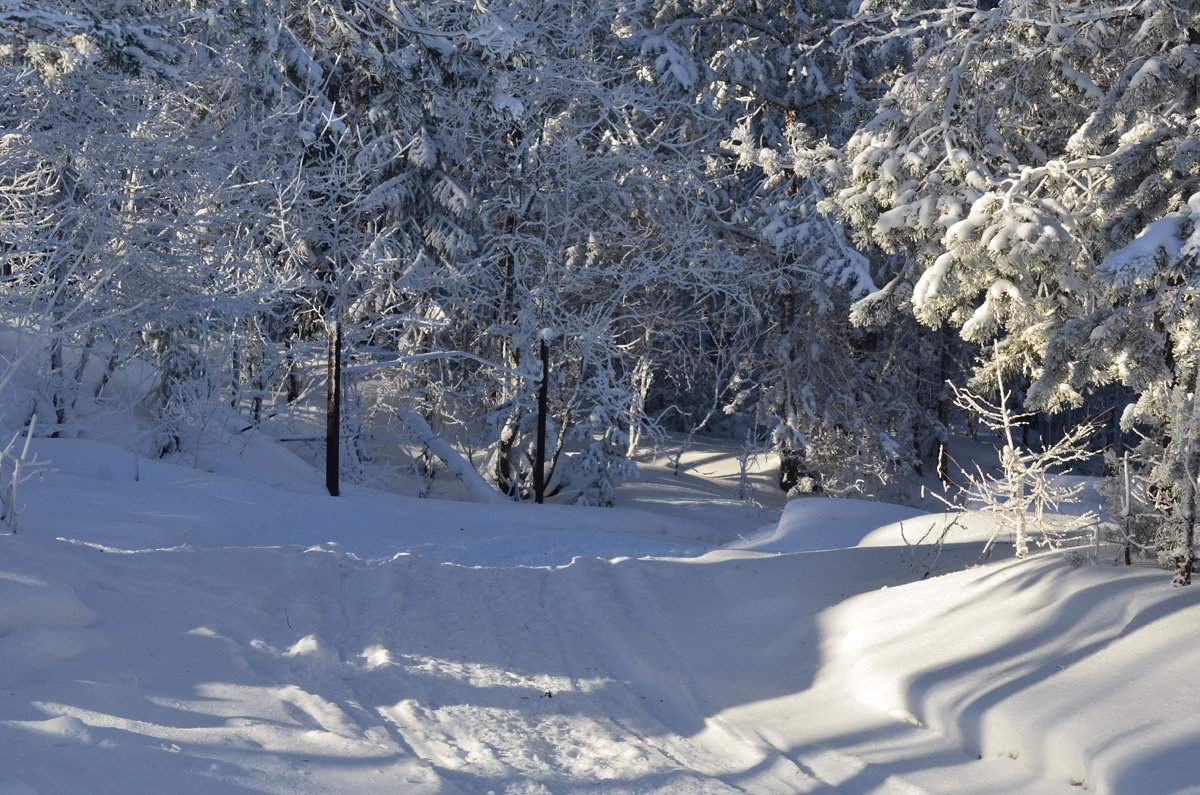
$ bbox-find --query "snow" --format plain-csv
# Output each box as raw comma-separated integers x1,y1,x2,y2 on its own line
830,551,1200,793
912,252,954,312
1,427,1198,793
1102,208,1188,283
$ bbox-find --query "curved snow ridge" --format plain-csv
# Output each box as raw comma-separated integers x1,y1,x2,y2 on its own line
27,480,714,571
0,568,97,637
729,497,934,553
827,553,1200,794
2,493,1083,794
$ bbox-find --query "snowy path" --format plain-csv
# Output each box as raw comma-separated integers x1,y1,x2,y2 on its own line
0,441,1086,792
0,536,1074,792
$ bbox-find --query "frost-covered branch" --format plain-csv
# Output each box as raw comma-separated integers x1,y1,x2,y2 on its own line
948,370,1098,560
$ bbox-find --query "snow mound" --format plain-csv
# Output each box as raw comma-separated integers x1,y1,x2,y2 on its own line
2,424,1196,794
0,569,96,636
828,553,1200,794
730,497,931,552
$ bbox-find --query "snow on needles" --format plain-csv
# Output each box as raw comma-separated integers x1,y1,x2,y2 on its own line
1101,192,1200,286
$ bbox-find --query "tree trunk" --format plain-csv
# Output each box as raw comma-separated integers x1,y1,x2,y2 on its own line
1169,341,1197,585
1173,442,1199,586
1172,475,1196,586
936,325,955,481
494,341,524,498
1122,453,1133,566
534,339,549,504
326,317,341,497
48,250,70,435
494,406,522,498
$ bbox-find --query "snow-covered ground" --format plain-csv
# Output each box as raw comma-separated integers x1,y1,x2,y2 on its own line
0,423,1195,793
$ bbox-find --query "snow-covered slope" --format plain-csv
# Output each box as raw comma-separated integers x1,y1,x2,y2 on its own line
0,433,1193,793
830,552,1200,793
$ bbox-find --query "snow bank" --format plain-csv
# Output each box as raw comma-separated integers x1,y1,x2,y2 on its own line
827,553,1200,794
21,435,711,567
2,425,1196,794
0,569,95,636
730,497,932,552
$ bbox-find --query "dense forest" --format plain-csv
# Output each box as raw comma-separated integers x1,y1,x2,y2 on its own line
3,1,1200,579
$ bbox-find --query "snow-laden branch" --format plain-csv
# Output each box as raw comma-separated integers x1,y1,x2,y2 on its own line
395,408,506,504
340,351,526,379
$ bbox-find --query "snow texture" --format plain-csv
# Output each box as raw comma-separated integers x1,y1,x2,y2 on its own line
0,430,1192,794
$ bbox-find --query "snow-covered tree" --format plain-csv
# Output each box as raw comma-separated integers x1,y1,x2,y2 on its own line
0,2,303,451
814,0,1200,577
613,0,958,494
825,1,1128,382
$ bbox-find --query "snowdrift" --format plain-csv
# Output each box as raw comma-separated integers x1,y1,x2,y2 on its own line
0,434,1194,793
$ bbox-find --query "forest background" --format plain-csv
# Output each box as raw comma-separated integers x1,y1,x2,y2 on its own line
3,0,1200,578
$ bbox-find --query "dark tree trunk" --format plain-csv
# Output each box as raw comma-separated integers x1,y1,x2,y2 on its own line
1172,467,1196,586
534,339,549,504
326,318,341,497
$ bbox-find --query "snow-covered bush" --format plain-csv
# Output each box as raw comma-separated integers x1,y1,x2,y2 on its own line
1096,450,1163,566
949,375,1098,560
563,411,639,508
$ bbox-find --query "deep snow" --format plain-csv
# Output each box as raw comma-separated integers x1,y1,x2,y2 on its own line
0,425,1195,794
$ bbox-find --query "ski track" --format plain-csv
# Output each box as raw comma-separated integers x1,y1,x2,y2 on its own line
0,526,1081,794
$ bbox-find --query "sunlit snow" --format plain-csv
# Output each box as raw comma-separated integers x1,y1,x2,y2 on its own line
0,421,1193,794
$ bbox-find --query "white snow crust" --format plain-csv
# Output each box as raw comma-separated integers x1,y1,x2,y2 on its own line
0,432,1193,794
